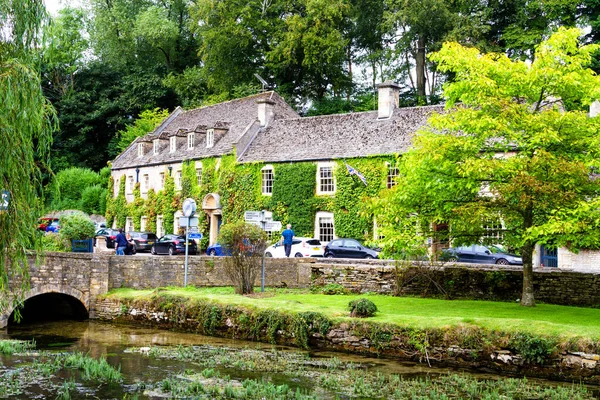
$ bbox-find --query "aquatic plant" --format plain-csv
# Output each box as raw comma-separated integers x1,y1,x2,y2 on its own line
0,339,35,355
61,352,123,382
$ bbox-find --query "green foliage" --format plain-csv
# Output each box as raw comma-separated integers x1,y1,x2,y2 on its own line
373,28,600,307
116,108,170,153
270,163,318,236
47,167,102,211
41,233,70,252
348,298,378,318
1,0,56,315
510,333,556,364
163,66,207,108
80,184,107,215
319,283,349,295
59,213,96,240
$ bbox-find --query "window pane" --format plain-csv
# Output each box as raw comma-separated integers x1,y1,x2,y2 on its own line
387,166,399,189
319,167,334,193
262,168,273,194
319,216,334,242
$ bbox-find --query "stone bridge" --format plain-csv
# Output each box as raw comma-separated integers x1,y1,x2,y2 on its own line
0,252,312,328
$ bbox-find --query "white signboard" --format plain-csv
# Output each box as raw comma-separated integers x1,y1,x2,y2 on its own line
262,211,273,221
0,190,9,211
264,221,282,231
247,221,262,227
189,226,199,233
179,216,199,227
244,211,262,222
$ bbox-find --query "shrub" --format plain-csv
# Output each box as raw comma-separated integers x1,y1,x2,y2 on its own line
80,185,108,215
59,214,96,241
348,298,378,318
217,222,268,294
321,283,349,295
509,333,555,364
41,232,69,252
47,167,101,210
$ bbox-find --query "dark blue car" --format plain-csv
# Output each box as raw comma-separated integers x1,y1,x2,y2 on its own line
207,243,228,256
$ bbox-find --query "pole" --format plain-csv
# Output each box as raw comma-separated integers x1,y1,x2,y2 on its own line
184,217,189,287
261,251,265,292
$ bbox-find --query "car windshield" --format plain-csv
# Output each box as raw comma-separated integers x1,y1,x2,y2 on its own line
488,245,505,254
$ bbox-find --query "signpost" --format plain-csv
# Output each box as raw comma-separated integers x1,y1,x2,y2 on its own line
244,210,283,292
182,198,198,287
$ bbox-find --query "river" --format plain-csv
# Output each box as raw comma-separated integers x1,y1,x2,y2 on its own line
1,320,597,399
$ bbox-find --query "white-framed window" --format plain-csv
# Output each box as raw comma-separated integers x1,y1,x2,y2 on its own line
125,217,133,232
316,162,335,195
140,216,147,232
315,212,335,243
187,133,195,149
483,221,503,242
387,164,399,189
142,174,149,192
156,215,164,237
207,129,214,148
176,170,182,189
128,175,134,194
153,139,159,155
159,172,165,189
261,165,274,195
170,136,176,153
196,166,202,185
137,143,144,157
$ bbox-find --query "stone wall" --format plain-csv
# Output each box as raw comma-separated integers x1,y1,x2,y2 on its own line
310,261,600,307
107,255,312,290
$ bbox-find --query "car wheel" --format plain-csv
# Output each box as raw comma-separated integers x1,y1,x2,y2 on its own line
364,255,374,259
326,253,335,258
265,252,273,257
168,246,175,256
294,252,303,257
447,256,458,262
151,246,156,255
496,258,509,265
209,249,217,256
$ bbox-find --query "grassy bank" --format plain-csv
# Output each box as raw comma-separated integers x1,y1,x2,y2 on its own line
104,286,600,340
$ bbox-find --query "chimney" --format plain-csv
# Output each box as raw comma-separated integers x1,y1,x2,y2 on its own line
257,98,276,127
591,101,600,118
377,81,400,119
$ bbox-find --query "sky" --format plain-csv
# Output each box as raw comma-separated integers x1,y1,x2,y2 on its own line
45,0,83,16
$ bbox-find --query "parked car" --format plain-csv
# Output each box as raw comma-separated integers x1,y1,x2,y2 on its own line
324,238,379,259
128,231,158,252
38,217,54,231
151,234,197,255
442,244,522,265
45,220,61,233
264,237,324,258
94,228,120,248
206,243,228,256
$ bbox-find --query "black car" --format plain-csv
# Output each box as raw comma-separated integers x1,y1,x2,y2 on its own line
442,244,522,265
324,238,379,259
94,228,120,248
151,234,197,255
129,231,158,252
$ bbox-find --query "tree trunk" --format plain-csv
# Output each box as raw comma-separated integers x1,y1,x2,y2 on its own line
520,242,535,306
415,36,427,105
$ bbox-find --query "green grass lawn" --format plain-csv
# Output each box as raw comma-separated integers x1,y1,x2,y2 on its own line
106,286,600,340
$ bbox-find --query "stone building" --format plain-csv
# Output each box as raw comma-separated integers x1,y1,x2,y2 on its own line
110,82,442,247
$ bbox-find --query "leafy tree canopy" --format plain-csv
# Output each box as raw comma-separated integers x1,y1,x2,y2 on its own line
372,28,600,307
116,108,170,153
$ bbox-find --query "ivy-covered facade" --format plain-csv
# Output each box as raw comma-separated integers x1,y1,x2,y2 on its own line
108,83,441,248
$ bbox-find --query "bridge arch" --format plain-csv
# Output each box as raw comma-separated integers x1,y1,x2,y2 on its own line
0,284,89,328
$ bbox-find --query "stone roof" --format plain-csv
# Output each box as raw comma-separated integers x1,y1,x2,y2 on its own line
111,92,299,170
237,104,444,163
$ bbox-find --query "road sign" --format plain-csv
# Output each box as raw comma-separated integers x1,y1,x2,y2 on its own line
189,232,203,239
0,190,9,211
264,221,282,231
244,211,262,222
262,210,273,221
182,198,197,217
189,226,199,233
179,216,199,227
247,221,262,227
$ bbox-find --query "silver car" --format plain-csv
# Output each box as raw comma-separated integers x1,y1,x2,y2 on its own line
443,244,522,265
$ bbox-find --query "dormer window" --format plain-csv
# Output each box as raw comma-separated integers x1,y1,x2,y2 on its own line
187,133,195,150
153,139,159,155
170,136,176,153
207,129,214,148
137,143,144,157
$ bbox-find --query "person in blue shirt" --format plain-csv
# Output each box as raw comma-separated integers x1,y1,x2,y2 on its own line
115,228,129,256
281,224,295,257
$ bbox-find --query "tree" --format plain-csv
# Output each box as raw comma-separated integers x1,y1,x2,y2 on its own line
116,108,170,152
0,0,57,314
373,28,600,307
217,222,268,294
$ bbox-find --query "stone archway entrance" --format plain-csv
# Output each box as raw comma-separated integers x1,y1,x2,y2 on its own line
202,193,222,245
